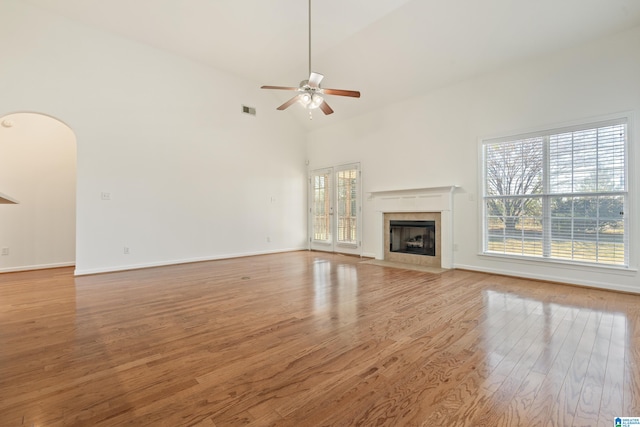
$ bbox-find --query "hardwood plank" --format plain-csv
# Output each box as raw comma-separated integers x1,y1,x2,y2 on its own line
520,309,591,426
544,310,601,426
624,309,640,416
0,251,639,426
598,312,627,425
573,312,612,425
481,304,572,426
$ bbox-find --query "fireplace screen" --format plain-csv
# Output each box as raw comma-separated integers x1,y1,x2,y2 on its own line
390,220,436,256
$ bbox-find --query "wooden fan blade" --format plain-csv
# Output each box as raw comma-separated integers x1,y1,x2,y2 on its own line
261,85,299,91
308,72,324,88
322,88,361,98
277,95,302,110
319,101,334,115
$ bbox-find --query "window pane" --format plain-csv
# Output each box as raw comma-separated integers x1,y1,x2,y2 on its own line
336,169,357,244
597,125,626,192
549,195,625,265
550,124,626,194
312,172,331,241
485,197,542,257
485,138,543,196
598,196,625,264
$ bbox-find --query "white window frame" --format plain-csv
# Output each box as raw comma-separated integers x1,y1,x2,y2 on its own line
480,116,631,269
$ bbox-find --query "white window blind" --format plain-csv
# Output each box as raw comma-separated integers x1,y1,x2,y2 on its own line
483,119,628,266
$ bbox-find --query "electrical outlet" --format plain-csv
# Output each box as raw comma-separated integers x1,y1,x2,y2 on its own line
101,192,111,200
1,247,9,256
123,247,130,254
266,237,271,243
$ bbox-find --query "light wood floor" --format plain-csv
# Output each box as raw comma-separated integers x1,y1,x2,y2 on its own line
1,251,638,426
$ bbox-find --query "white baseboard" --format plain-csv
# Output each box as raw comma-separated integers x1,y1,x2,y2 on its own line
454,263,640,294
0,262,75,273
73,247,307,276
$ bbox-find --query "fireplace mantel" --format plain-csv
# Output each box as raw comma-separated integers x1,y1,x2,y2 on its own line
368,185,458,199
369,185,458,269
368,185,457,214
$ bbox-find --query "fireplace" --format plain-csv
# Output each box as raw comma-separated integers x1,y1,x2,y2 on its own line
369,186,457,269
383,212,441,268
390,220,435,256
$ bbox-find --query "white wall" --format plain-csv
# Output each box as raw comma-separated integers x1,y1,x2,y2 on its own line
0,113,76,271
0,1,308,274
307,26,640,293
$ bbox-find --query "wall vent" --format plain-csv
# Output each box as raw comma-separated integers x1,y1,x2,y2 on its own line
241,105,256,116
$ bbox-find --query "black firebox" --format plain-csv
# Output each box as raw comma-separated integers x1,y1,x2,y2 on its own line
390,220,435,256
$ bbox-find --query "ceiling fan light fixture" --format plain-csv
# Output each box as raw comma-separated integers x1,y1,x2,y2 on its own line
309,93,324,109
299,92,323,110
307,93,324,110
300,93,311,105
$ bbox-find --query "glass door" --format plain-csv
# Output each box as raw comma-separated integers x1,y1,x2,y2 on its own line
310,163,360,255
310,168,333,251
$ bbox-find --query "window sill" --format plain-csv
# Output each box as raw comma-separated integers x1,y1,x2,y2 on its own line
479,252,637,275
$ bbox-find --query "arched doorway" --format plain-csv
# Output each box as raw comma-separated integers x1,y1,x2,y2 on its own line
0,112,76,272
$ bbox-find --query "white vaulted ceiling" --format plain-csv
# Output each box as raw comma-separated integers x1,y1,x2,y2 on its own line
23,0,640,127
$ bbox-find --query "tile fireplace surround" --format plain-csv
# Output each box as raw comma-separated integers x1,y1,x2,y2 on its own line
368,186,457,269
384,212,441,268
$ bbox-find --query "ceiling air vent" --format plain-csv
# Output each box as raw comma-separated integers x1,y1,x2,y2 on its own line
241,105,256,116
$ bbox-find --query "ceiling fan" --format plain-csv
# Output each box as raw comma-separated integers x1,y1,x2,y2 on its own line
260,0,360,117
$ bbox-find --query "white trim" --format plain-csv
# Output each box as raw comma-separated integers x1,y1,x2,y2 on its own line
625,110,638,269
455,263,640,294
483,117,627,145
477,111,634,144
477,139,486,256
0,262,75,273
367,185,459,199
478,252,636,272
73,247,306,276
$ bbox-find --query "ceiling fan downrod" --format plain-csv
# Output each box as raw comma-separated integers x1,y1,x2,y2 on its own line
308,0,312,77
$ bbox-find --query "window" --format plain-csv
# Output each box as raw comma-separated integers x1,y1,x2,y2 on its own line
482,118,628,266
